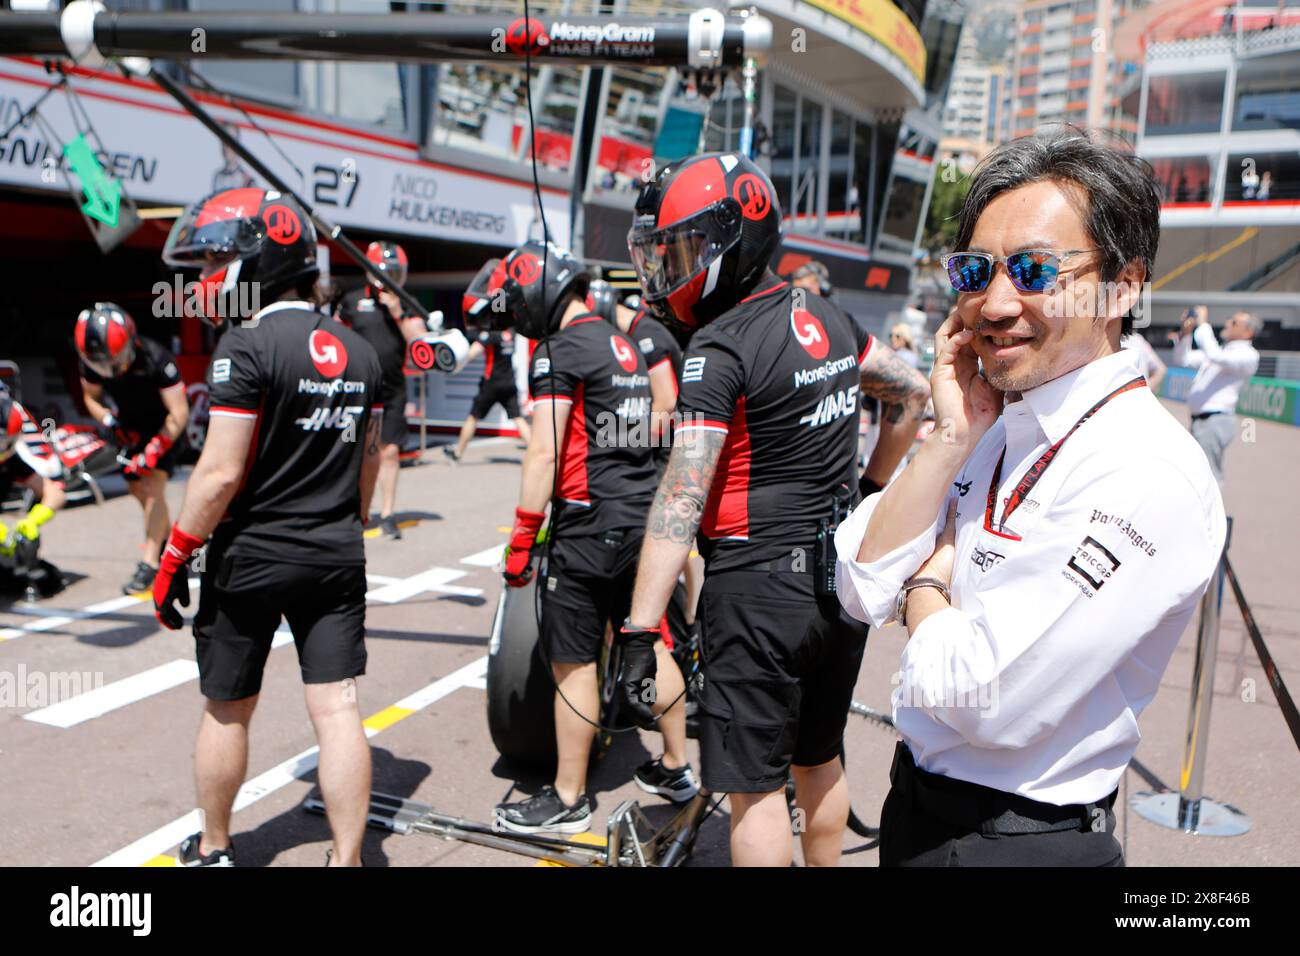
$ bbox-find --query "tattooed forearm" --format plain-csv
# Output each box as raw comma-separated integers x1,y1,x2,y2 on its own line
647,429,726,545
861,344,929,415
882,402,905,423
365,415,382,455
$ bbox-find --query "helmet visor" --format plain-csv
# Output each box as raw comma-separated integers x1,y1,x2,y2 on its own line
627,203,740,301
462,258,502,328
162,209,265,276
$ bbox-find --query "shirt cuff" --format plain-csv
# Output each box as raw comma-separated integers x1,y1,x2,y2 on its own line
897,606,997,735
834,492,941,627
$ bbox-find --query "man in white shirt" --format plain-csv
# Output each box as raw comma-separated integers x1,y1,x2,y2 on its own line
835,128,1226,866
1171,306,1261,483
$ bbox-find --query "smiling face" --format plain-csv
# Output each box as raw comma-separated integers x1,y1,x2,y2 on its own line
958,179,1138,393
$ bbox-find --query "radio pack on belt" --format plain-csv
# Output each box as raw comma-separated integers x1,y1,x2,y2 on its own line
815,483,852,597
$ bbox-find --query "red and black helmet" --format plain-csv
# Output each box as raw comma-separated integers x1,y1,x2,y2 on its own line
366,240,409,288
162,187,318,323
489,240,589,339
461,257,502,332
0,388,29,462
75,302,138,378
628,152,782,334
585,279,619,323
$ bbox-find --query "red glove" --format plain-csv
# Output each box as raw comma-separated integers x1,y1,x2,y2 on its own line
153,524,204,630
125,433,173,477
503,508,546,588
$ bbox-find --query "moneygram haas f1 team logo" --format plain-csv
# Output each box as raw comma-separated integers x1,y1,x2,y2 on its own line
791,309,829,360
309,329,349,378
610,335,638,372
732,174,772,222
505,17,549,56
508,252,542,285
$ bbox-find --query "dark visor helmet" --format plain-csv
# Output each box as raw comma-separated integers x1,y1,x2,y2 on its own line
0,389,28,463
628,152,782,334
75,302,137,378
490,240,589,339
585,279,619,323
162,187,318,323
462,257,503,332
366,240,409,288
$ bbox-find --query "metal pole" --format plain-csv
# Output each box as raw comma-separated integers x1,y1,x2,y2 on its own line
419,372,428,459
1131,516,1250,836
738,56,757,158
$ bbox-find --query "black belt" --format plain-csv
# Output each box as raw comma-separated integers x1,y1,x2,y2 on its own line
890,742,1117,836
731,552,814,574
1191,411,1227,420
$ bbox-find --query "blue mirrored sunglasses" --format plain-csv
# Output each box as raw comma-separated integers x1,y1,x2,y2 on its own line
941,249,1097,293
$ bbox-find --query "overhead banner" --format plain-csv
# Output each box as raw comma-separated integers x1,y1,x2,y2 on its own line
0,59,570,249
798,0,926,86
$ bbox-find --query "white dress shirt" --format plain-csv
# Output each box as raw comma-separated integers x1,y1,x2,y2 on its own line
1174,324,1260,415
835,350,1226,806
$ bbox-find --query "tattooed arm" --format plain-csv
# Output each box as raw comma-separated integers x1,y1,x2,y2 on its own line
628,426,726,628
859,340,931,487
359,409,384,522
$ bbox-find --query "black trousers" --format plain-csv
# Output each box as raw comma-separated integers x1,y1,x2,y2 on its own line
879,743,1125,867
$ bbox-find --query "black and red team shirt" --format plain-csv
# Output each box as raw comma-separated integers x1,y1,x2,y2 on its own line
475,329,518,387
206,301,384,566
80,337,185,446
676,277,876,572
628,308,684,397
338,287,408,401
528,313,658,538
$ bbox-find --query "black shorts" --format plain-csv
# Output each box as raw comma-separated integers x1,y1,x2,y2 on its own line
539,529,641,665
696,568,869,793
193,547,368,700
470,379,520,420
378,380,408,448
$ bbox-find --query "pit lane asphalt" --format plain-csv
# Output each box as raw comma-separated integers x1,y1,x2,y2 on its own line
1,406,1296,867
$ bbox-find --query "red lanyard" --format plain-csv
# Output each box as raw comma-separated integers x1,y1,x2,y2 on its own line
986,376,1147,537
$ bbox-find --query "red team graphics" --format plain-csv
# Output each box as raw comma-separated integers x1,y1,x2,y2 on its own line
791,309,830,360
263,204,303,245
505,17,549,56
508,251,542,285
309,329,349,378
733,173,772,221
610,334,638,372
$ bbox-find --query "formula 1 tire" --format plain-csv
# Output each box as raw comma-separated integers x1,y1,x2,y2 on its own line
485,574,557,768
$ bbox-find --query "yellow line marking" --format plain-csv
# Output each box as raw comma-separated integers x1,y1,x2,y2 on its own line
1153,227,1258,290
534,831,609,867
496,525,512,533
362,704,415,733
143,854,177,867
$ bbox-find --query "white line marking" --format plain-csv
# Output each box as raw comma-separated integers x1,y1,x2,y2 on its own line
460,545,504,568
24,660,199,728
23,629,295,729
91,656,489,867
365,567,468,604
0,594,145,642
365,573,400,586
461,676,488,691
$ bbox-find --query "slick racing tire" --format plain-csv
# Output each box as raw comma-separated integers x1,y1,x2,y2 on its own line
485,574,557,768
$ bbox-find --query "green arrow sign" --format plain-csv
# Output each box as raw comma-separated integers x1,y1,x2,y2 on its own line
63,133,121,228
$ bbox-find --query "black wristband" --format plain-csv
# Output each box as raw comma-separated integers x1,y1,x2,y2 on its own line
859,473,884,498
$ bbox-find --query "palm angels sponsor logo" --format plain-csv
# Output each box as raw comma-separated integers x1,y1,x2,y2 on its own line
1089,509,1157,556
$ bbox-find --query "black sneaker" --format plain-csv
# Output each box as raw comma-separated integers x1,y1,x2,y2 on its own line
494,785,593,834
442,446,460,462
634,757,700,803
177,832,234,867
380,515,402,540
123,561,156,596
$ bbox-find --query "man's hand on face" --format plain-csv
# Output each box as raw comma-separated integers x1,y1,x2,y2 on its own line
930,309,1003,453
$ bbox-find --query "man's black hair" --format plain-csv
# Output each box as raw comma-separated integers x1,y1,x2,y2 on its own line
955,124,1160,335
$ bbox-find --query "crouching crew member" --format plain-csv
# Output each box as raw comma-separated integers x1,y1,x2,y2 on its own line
75,302,190,594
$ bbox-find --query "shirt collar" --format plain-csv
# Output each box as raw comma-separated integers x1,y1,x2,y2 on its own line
1019,349,1145,444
